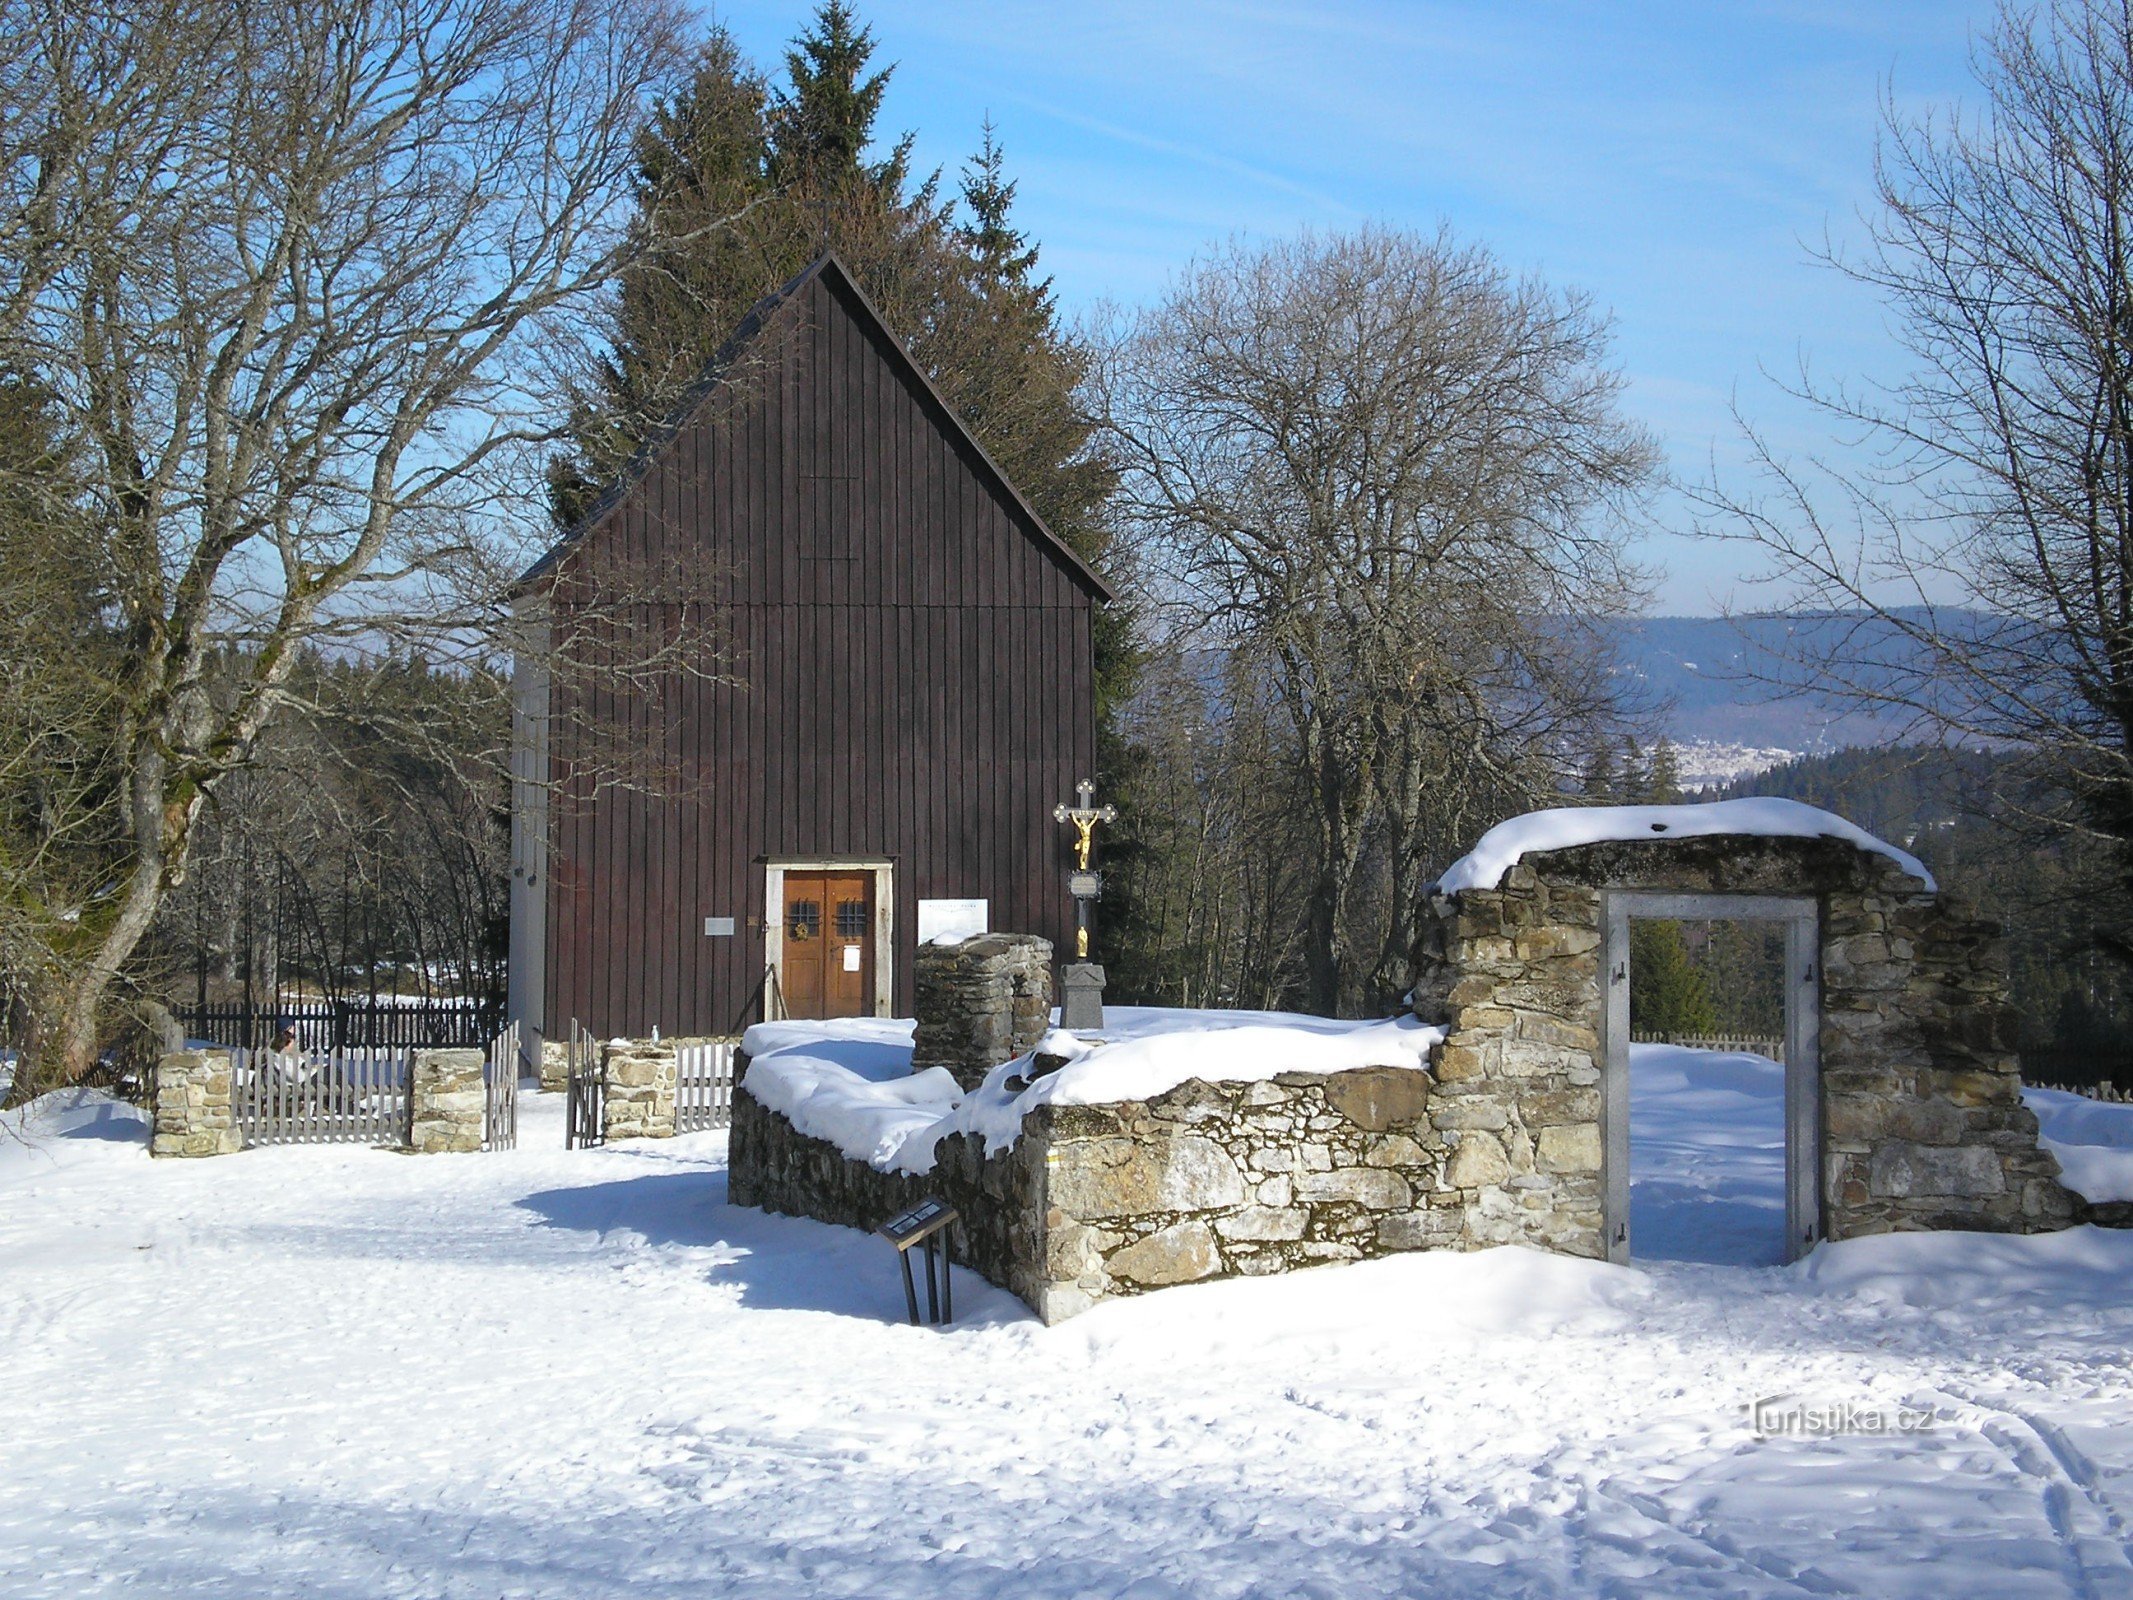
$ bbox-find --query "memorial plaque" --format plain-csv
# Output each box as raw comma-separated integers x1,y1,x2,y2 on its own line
880,1197,960,1325
1067,870,1103,900
917,898,989,944
879,1196,958,1249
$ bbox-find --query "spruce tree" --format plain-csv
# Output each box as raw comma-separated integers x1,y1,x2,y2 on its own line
1630,918,1719,1037
770,0,905,193
551,28,774,521
1643,738,1682,804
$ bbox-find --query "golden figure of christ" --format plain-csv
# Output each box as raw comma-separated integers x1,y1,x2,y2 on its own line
1054,779,1117,957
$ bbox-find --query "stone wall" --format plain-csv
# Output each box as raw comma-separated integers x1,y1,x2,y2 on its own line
730,1053,1450,1324
1408,834,2079,1246
152,1049,242,1158
911,934,1054,1090
1034,1065,1447,1322
407,1048,486,1154
729,1060,1052,1308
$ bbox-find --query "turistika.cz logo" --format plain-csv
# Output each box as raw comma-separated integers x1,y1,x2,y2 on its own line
1746,1394,1939,1438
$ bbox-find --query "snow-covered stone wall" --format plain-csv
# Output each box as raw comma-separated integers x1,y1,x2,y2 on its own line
1410,830,2079,1246
730,1053,1460,1323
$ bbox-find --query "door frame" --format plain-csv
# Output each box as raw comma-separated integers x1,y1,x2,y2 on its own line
763,857,895,1018
1599,890,1822,1266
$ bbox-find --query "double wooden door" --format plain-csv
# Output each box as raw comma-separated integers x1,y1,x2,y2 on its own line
781,871,875,1019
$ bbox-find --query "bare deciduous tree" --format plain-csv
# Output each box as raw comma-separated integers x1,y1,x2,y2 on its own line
0,0,702,1087
1100,227,1657,1014
1697,0,2133,961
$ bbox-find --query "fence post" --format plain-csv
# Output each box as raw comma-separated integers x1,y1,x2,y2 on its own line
151,1049,244,1158
407,1048,487,1153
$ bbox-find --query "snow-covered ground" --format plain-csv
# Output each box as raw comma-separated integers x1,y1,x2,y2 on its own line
5,1047,2133,1598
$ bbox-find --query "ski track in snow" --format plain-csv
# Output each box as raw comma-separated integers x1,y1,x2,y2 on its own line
2,1073,2131,1599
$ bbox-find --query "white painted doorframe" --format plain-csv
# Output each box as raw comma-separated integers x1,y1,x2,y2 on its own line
762,857,895,1017
1600,891,1822,1265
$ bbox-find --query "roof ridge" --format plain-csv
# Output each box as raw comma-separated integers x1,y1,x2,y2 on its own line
513,252,1111,602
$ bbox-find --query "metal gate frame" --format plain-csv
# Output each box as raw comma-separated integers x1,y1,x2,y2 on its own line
1600,891,1822,1265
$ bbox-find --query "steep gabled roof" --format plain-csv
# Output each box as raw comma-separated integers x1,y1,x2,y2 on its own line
516,251,1111,601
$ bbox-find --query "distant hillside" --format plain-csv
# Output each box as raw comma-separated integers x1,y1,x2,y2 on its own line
1605,611,1953,752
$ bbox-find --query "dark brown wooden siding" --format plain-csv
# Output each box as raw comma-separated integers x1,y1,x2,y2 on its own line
543,264,1098,1037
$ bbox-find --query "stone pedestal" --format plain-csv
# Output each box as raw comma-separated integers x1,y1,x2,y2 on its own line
408,1048,487,1153
913,934,1054,1089
1059,962,1107,1031
602,1038,677,1139
151,1049,242,1158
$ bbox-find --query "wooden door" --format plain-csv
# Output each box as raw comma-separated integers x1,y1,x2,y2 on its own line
780,871,875,1019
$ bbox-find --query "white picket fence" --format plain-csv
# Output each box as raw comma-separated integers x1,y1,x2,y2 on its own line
1631,1033,1784,1061
231,1025,520,1149
234,1045,411,1146
675,1040,737,1133
485,1021,520,1151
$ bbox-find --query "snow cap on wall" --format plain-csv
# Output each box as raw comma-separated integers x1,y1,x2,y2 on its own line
1433,797,1937,895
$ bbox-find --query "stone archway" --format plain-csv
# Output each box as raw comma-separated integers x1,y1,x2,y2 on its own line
1407,815,2079,1262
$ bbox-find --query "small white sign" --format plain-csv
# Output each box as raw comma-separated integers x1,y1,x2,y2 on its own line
842,944,862,972
918,898,989,944
703,915,735,937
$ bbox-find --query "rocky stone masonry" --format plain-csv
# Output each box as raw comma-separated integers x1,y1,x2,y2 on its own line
730,1052,1452,1324
407,1047,487,1154
727,830,2099,1326
1408,834,2082,1247
602,1037,678,1140
152,1049,242,1158
912,934,1054,1090
538,1037,570,1094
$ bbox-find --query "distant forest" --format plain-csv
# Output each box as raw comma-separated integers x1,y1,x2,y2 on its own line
1669,746,2133,1087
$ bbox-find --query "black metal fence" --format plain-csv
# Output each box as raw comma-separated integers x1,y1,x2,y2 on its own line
180,997,504,1054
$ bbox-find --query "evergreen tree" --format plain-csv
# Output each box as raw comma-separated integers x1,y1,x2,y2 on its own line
551,28,774,520
770,0,906,194
960,119,1041,293
1630,919,1718,1037
555,6,1122,678
1642,737,1682,804
1578,741,1619,802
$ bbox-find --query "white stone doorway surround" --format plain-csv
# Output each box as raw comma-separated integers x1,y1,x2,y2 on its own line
1599,891,1822,1266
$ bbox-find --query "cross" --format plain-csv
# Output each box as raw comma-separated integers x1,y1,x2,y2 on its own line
1053,779,1117,872
1049,785,1117,960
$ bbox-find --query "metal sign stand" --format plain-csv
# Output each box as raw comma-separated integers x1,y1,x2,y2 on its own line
879,1197,960,1326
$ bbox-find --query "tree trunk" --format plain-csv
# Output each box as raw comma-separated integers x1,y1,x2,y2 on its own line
41,744,202,1085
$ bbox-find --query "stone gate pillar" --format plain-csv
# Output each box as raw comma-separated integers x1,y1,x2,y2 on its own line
602,1037,677,1139
151,1048,243,1158
912,934,1054,1090
407,1047,487,1153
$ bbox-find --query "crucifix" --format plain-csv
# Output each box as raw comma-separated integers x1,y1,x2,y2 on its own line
1053,779,1117,960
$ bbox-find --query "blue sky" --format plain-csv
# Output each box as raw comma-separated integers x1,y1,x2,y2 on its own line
706,1,1992,614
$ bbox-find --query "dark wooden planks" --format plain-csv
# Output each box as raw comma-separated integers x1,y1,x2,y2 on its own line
544,262,1097,1034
